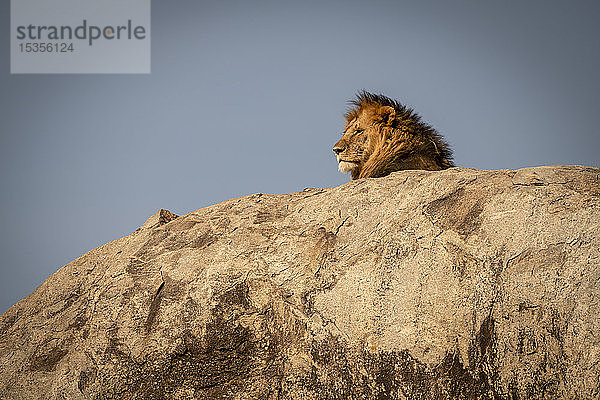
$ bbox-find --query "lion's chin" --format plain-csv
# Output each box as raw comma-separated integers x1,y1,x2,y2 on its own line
338,161,359,174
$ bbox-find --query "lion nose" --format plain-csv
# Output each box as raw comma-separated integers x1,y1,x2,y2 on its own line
333,145,345,155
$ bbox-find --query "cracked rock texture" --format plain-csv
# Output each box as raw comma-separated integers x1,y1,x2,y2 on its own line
0,165,599,399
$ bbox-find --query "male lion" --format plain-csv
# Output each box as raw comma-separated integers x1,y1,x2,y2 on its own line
333,91,454,180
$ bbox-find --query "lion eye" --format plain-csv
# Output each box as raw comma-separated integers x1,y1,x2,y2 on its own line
354,129,364,135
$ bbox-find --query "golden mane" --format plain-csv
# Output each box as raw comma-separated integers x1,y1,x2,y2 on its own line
333,91,454,179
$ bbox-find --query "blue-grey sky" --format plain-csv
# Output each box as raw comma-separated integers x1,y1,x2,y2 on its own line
1,0,599,314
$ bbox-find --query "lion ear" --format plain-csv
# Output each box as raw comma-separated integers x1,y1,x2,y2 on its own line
377,106,396,125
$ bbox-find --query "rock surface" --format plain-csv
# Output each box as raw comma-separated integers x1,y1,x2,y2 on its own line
0,166,599,399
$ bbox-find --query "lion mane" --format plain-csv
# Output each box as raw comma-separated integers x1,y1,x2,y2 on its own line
333,91,454,180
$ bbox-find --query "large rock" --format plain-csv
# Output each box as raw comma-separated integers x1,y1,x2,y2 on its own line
0,166,598,399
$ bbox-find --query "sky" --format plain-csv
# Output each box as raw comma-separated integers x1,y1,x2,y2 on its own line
1,0,599,314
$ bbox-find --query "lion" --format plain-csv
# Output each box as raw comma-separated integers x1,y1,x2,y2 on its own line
333,91,454,180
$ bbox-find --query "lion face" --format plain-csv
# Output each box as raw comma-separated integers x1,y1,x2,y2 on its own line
333,106,393,178
333,114,369,175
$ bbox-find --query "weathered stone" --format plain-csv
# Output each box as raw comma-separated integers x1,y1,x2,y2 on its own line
139,209,180,230
0,165,598,399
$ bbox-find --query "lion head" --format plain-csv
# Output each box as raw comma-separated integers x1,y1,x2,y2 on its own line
333,91,453,180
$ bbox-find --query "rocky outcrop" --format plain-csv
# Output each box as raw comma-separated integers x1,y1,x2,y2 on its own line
0,166,598,399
